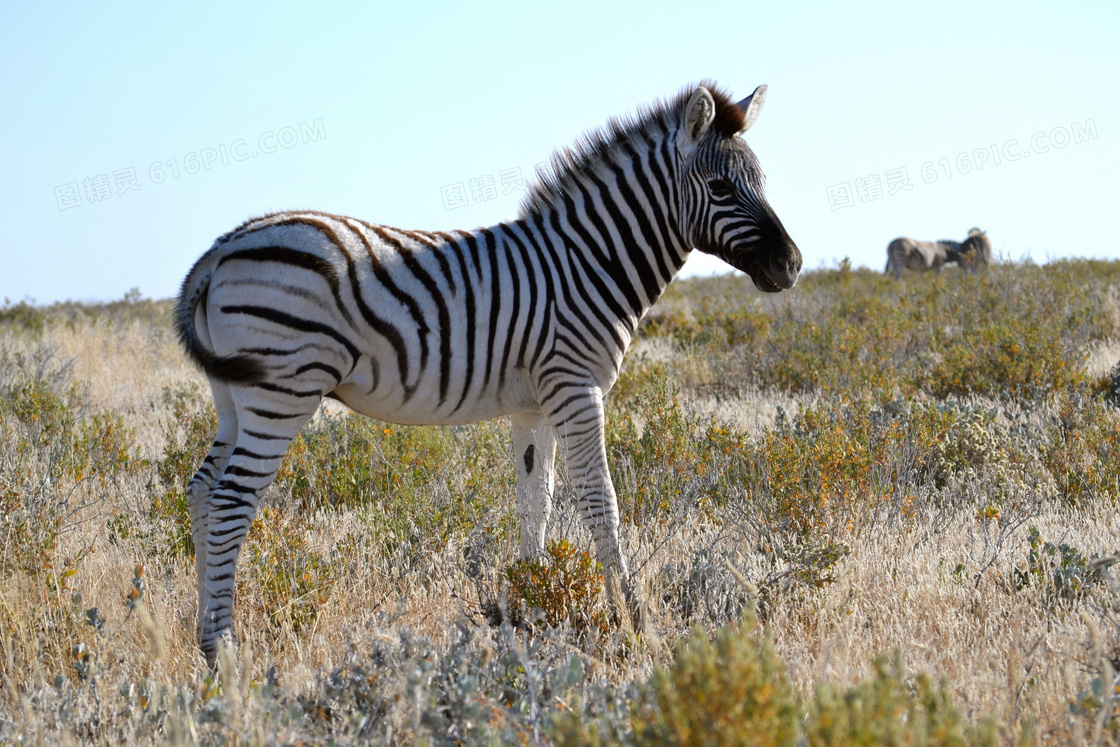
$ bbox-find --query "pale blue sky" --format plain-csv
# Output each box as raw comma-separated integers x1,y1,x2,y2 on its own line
1,1,1116,303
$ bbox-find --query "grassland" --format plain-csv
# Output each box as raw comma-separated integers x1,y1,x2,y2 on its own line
2,259,1120,744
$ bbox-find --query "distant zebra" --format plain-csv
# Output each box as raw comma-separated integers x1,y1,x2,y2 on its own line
176,81,802,662
885,228,991,279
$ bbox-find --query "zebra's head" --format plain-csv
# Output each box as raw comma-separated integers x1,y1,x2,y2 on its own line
677,84,801,293
965,228,992,266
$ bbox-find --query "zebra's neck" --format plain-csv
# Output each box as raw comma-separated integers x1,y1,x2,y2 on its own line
512,145,692,331
938,240,963,259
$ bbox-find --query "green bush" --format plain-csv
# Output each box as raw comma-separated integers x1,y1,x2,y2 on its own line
607,379,746,521
0,290,172,332
806,652,999,746
275,413,513,554
630,616,800,746
152,383,217,558
0,352,145,575
1012,525,1119,602
241,506,335,632
1041,389,1120,506
929,319,1088,398
639,260,1120,400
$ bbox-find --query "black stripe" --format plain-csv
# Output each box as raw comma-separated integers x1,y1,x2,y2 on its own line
243,428,288,441
413,231,458,296
225,465,271,478
655,140,690,272
215,479,257,495
292,361,342,382
541,211,612,355
220,304,360,362
245,406,304,420
524,216,559,369
348,220,429,390
219,244,356,328
211,494,254,509
232,447,284,460
481,228,502,389
337,224,414,397
254,381,320,398
554,199,628,352
211,524,249,538
634,146,676,282
607,162,663,304
505,222,540,371
242,346,313,357
585,173,646,318
369,225,452,403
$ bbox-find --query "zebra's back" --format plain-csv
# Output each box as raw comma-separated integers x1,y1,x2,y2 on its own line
188,210,554,425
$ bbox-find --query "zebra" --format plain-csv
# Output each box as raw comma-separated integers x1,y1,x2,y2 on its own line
885,228,991,279
176,81,802,662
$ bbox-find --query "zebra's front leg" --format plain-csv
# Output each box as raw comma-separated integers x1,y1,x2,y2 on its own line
547,385,635,623
511,414,558,559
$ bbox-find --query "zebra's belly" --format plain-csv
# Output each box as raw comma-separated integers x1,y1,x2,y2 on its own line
330,365,542,426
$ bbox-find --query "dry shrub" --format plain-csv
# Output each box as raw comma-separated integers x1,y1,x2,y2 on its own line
1042,388,1120,507
152,382,216,558
240,506,336,633
630,616,800,746
505,539,609,638
806,652,999,747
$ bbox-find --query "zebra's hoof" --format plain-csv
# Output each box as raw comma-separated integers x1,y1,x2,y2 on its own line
603,572,635,632
200,630,235,671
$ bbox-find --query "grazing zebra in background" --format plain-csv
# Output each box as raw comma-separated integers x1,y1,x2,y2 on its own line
885,227,991,279
176,80,802,663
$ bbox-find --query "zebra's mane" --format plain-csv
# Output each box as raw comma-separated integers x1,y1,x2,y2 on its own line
518,80,744,218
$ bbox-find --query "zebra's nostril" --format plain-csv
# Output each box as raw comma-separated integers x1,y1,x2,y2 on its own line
769,248,801,285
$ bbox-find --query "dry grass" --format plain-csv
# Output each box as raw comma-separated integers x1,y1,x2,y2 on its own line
2,265,1120,744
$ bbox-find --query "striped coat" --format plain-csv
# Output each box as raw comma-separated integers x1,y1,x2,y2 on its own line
885,228,991,278
177,81,802,662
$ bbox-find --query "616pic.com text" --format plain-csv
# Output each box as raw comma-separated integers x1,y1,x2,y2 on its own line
53,119,326,212
826,117,1098,211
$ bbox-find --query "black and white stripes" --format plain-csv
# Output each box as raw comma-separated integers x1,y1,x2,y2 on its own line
176,81,801,662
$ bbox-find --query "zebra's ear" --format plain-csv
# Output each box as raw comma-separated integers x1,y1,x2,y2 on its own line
680,86,717,149
735,85,767,132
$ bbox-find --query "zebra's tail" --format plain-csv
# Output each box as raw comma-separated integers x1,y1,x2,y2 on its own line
175,249,267,384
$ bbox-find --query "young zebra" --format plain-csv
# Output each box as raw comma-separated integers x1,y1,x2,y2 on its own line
177,81,801,662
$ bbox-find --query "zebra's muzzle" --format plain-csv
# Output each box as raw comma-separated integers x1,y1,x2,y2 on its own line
747,263,786,293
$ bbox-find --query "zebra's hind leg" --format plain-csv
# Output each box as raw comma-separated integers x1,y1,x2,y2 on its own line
187,378,240,651
195,385,321,664
511,414,558,559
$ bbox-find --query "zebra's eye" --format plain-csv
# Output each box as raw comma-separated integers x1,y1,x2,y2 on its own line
708,178,735,196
